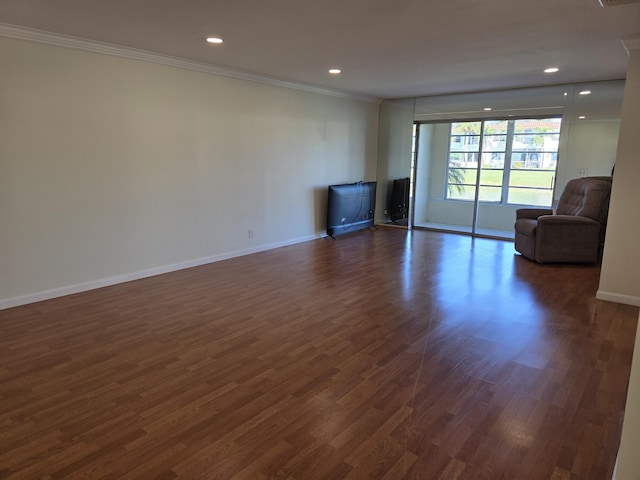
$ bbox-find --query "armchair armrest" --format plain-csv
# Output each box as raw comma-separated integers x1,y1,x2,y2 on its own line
516,208,553,220
537,215,599,226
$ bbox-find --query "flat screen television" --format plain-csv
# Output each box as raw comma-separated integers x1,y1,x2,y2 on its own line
326,181,377,237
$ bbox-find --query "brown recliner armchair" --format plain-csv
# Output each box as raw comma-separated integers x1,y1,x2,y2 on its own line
514,176,612,263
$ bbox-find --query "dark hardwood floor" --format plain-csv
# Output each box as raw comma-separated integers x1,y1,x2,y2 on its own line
0,229,637,479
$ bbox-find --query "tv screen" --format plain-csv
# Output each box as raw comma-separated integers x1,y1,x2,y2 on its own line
327,181,377,237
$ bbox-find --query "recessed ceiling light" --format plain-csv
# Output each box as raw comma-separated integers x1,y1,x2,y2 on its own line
578,115,587,119
544,67,559,73
579,90,592,95
206,37,223,44
483,107,492,111
329,68,341,74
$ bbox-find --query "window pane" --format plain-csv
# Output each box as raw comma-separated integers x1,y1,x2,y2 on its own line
513,133,559,149
508,188,553,206
511,151,543,169
447,168,477,201
484,120,508,134
450,135,480,151
509,170,555,189
449,152,478,167
479,170,503,202
448,168,477,185
508,170,554,206
449,152,464,165
514,133,544,149
511,152,558,170
513,118,561,133
480,169,503,186
483,134,507,152
451,122,481,135
513,135,559,167
448,185,476,201
479,186,502,202
481,152,504,168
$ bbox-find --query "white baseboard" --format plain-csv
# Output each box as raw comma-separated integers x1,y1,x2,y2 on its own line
596,290,640,307
0,234,320,311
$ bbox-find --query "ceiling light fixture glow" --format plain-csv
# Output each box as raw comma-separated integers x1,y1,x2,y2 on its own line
578,115,587,119
544,67,559,73
206,37,223,44
483,107,492,111
579,90,592,95
598,0,640,7
329,68,341,74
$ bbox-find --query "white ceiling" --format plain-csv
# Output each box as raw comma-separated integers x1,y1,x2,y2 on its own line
1,0,639,100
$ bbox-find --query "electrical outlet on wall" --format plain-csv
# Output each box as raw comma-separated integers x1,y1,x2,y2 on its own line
248,229,254,239
577,168,589,177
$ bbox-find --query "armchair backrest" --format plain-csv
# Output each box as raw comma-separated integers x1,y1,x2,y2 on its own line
556,176,612,225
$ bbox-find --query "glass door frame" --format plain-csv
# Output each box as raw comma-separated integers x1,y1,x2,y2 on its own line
411,115,562,240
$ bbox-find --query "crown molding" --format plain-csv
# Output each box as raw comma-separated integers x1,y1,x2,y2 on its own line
622,34,640,53
0,22,381,105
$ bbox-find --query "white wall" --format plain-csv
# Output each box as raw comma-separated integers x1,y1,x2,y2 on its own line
599,42,640,307
557,119,619,192
0,36,379,308
614,312,640,480
376,99,415,223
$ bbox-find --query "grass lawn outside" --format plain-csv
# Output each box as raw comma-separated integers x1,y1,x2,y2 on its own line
448,168,555,206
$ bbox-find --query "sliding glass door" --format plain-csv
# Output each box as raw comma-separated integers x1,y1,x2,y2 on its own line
414,117,561,239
